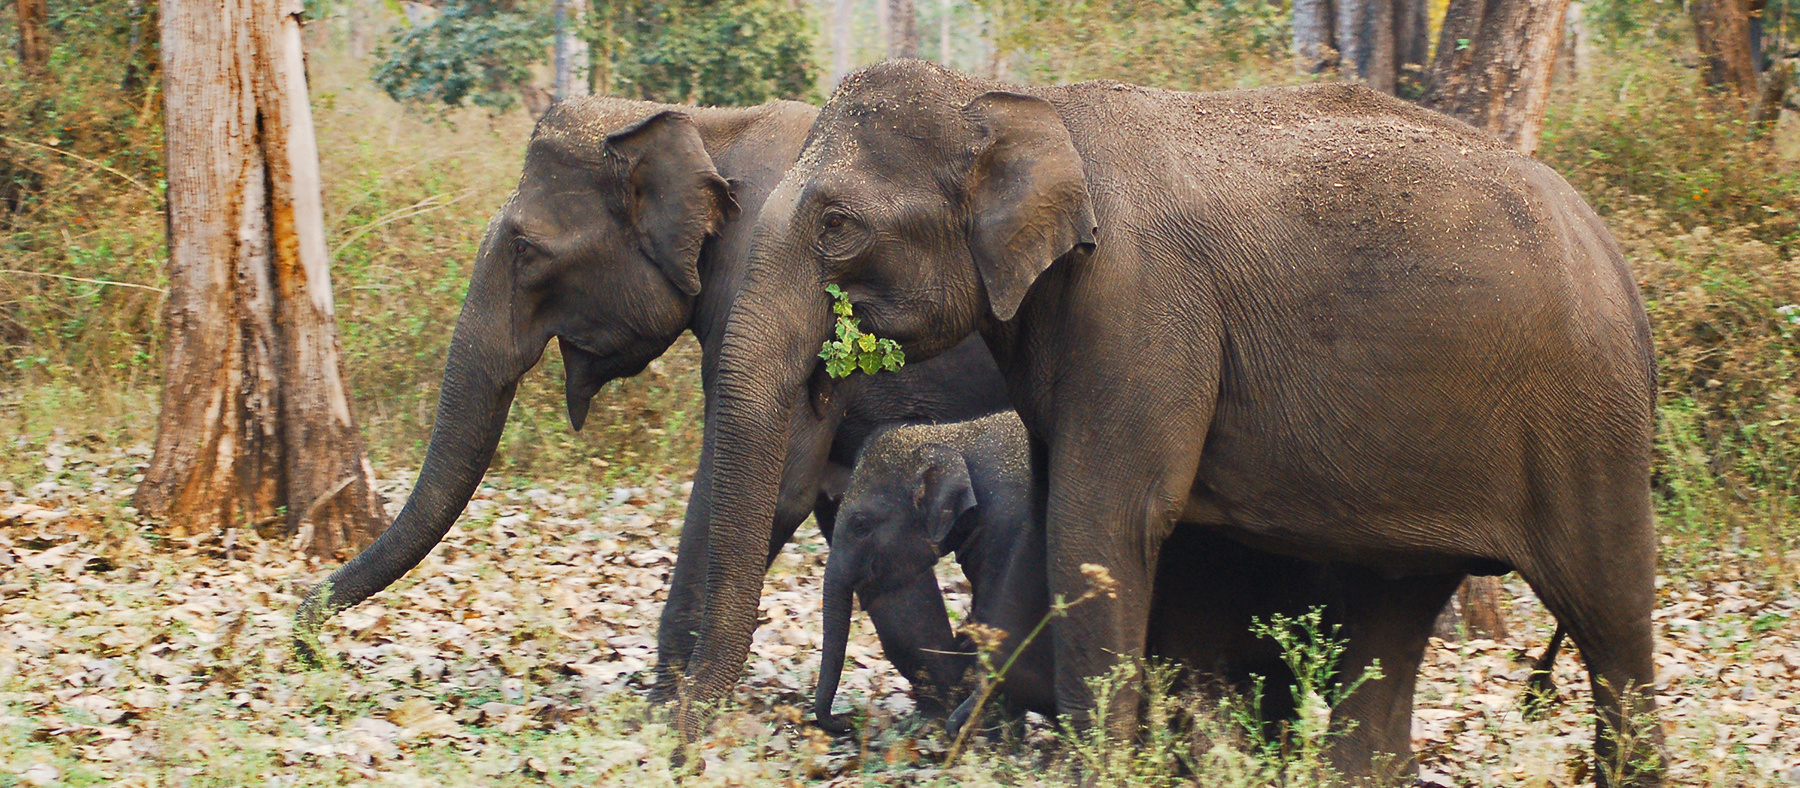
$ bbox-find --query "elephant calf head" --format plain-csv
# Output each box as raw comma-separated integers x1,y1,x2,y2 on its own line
814,412,1043,732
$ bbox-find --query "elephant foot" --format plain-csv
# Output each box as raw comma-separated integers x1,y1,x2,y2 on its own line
813,712,854,736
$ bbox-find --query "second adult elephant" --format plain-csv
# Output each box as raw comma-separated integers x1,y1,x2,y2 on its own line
679,61,1662,786
291,96,1010,709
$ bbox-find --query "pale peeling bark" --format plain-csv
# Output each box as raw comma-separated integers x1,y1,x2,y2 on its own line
1420,0,1573,156
940,0,952,66
142,0,387,558
831,0,853,89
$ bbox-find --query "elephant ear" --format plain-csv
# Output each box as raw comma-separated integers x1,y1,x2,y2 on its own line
604,111,741,297
912,443,978,555
961,92,1097,322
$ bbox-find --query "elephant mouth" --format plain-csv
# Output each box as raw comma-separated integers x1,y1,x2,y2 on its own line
559,336,622,432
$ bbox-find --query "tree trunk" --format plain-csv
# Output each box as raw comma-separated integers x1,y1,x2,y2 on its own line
1751,57,1794,128
553,0,591,100
1690,0,1758,100
1556,0,1590,85
940,0,952,65
1459,576,1510,640
16,0,50,75
1395,0,1430,91
1294,0,1338,74
144,0,387,560
1419,0,1573,156
887,0,919,58
1335,0,1397,93
830,0,853,88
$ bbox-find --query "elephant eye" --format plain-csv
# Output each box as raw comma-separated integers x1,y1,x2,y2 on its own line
512,236,539,259
817,209,867,261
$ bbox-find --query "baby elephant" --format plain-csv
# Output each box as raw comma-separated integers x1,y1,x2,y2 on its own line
814,412,1344,734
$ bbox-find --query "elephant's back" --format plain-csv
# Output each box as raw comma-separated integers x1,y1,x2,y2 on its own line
1044,78,1651,393
1034,81,1655,559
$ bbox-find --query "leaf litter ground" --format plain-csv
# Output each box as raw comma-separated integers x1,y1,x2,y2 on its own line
2,434,1798,786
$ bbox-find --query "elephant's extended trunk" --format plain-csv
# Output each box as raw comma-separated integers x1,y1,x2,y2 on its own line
294,337,517,661
294,235,531,663
814,558,856,733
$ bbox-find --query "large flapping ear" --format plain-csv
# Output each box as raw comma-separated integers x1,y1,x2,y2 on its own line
961,91,1097,322
604,111,741,296
912,443,979,554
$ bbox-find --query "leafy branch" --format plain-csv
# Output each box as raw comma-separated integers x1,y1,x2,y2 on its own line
818,284,905,378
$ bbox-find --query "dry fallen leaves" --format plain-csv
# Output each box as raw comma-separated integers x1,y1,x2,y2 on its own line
0,433,1796,785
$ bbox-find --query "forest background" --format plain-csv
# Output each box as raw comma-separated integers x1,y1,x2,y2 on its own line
2,0,1800,784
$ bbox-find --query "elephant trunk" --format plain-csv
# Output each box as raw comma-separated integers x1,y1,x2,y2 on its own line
814,557,857,733
677,234,831,735
295,236,535,663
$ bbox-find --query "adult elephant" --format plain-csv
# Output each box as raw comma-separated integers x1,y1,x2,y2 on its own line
678,61,1662,785
291,96,1010,708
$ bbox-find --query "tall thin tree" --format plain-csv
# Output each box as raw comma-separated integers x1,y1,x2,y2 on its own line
145,0,388,559
888,0,919,58
15,0,49,75
940,0,952,65
831,0,854,88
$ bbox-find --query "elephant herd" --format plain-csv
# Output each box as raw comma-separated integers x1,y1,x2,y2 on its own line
296,59,1664,785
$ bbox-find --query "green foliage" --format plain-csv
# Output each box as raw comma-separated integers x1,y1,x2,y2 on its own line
1617,212,1800,575
818,284,904,379
974,0,1292,92
370,1,549,113
1539,30,1800,251
1,0,165,385
370,0,818,113
610,0,820,105
1239,607,1382,780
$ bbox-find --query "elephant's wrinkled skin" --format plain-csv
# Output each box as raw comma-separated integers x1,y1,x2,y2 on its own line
682,61,1662,785
813,412,1345,738
291,97,1010,706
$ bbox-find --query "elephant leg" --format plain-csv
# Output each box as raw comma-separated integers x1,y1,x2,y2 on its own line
652,483,715,702
1326,570,1464,784
1044,443,1203,743
1520,548,1662,784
